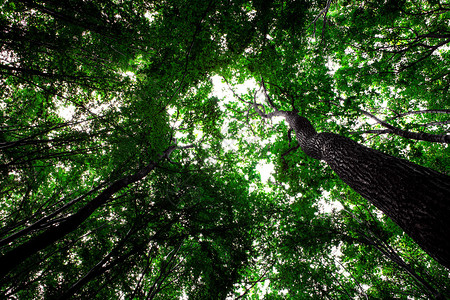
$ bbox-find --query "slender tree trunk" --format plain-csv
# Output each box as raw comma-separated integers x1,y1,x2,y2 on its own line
0,146,177,279
58,242,144,300
268,110,450,269
0,183,105,248
352,222,443,298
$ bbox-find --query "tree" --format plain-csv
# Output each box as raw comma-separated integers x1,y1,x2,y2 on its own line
1,0,450,299
254,106,450,269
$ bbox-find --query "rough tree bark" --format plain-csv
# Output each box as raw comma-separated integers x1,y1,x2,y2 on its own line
260,109,450,270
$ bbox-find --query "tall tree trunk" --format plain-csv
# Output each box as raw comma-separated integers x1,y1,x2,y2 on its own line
0,146,177,279
267,110,450,269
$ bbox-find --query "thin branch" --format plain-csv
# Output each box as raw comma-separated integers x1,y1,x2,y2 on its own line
223,76,252,105
260,76,279,111
281,144,300,168
9,73,134,139
360,110,450,143
350,129,392,135
388,109,450,120
419,120,450,127
263,80,297,110
306,0,332,38
158,0,214,113
235,261,275,300
321,0,332,42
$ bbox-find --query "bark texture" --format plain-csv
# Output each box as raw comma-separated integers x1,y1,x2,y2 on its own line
279,111,450,269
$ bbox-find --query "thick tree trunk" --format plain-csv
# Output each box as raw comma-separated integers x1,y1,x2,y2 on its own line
276,111,450,269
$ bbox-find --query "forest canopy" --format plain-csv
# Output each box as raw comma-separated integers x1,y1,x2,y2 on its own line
1,0,450,299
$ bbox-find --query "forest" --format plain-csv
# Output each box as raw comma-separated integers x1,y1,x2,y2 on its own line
1,0,450,299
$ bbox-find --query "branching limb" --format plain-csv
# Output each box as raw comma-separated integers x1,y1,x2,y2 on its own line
350,129,392,135
281,144,300,169
166,144,195,165
306,0,332,38
158,0,215,113
222,76,260,134
252,100,286,120
321,0,332,42
223,76,253,105
263,80,297,110
419,120,450,127
0,144,183,278
260,76,279,111
388,109,450,120
235,261,275,300
360,110,450,143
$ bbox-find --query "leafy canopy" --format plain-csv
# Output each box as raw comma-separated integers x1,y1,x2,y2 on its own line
0,0,449,299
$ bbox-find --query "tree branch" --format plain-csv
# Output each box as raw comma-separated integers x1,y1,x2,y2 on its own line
260,76,279,111
388,109,450,119
360,110,450,143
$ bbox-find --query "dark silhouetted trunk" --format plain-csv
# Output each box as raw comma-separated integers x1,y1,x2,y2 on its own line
278,110,450,269
0,146,178,279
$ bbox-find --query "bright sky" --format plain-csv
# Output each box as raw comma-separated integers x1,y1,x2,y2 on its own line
210,75,277,183
209,74,346,222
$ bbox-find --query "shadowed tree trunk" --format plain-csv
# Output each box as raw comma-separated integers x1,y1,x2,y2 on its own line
0,146,179,279
261,109,450,270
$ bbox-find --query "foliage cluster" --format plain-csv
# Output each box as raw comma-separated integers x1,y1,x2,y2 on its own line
0,0,449,299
